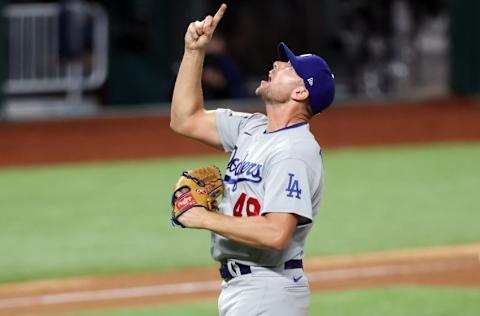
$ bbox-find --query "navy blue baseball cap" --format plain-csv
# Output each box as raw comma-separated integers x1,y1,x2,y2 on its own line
278,42,335,115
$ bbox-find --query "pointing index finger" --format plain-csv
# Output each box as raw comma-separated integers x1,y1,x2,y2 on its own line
212,3,227,28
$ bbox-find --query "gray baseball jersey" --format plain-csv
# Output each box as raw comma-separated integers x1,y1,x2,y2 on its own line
212,108,324,267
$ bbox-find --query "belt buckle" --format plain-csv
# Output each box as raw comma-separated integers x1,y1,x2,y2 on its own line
227,261,241,278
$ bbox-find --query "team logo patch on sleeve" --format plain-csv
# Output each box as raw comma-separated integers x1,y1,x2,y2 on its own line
285,173,302,199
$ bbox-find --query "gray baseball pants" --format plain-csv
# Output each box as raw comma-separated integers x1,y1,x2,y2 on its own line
218,264,310,316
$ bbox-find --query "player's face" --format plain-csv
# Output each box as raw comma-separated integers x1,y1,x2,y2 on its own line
255,61,304,104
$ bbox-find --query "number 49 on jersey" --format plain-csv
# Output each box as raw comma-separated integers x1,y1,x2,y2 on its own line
233,192,260,217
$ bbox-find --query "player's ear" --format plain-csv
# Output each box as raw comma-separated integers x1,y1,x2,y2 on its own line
291,86,309,102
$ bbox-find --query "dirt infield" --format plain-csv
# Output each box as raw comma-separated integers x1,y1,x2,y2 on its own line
0,244,479,315
0,98,479,167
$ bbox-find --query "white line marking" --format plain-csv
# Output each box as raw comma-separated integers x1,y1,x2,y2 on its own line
0,280,220,309
307,261,473,282
0,260,477,310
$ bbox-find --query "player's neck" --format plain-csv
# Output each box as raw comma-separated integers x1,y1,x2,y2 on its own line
265,102,309,133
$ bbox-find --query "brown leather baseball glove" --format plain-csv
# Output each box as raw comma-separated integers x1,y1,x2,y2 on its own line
171,166,224,227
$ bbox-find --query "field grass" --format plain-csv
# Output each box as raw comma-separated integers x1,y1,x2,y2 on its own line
61,286,480,316
0,143,479,283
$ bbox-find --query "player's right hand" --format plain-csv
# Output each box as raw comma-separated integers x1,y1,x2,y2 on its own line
184,3,227,52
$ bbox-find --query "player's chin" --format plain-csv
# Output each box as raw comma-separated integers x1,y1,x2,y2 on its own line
255,81,267,96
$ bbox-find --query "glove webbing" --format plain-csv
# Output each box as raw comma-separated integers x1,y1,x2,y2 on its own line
182,171,206,187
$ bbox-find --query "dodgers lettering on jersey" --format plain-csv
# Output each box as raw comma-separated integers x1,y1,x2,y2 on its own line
224,146,263,192
212,108,324,267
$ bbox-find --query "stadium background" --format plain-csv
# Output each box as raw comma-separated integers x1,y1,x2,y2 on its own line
0,0,480,315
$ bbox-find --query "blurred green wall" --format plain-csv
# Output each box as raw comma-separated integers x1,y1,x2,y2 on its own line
102,0,174,105
450,0,480,95
1,1,477,106
0,0,6,107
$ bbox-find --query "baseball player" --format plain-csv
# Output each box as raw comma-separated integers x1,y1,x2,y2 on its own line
170,3,335,315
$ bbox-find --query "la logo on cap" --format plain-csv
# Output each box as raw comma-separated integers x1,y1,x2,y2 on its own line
307,77,314,86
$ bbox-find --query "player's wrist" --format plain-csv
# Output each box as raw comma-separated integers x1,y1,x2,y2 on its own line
199,207,217,230
184,47,207,56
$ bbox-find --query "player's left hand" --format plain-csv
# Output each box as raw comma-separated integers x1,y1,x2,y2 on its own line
171,166,224,227
176,206,210,228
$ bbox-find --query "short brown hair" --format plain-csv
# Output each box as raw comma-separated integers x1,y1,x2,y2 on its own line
305,102,313,117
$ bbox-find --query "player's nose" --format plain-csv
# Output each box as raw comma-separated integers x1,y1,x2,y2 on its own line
273,61,288,70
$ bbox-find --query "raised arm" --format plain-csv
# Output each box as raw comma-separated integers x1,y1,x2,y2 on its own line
170,4,227,149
